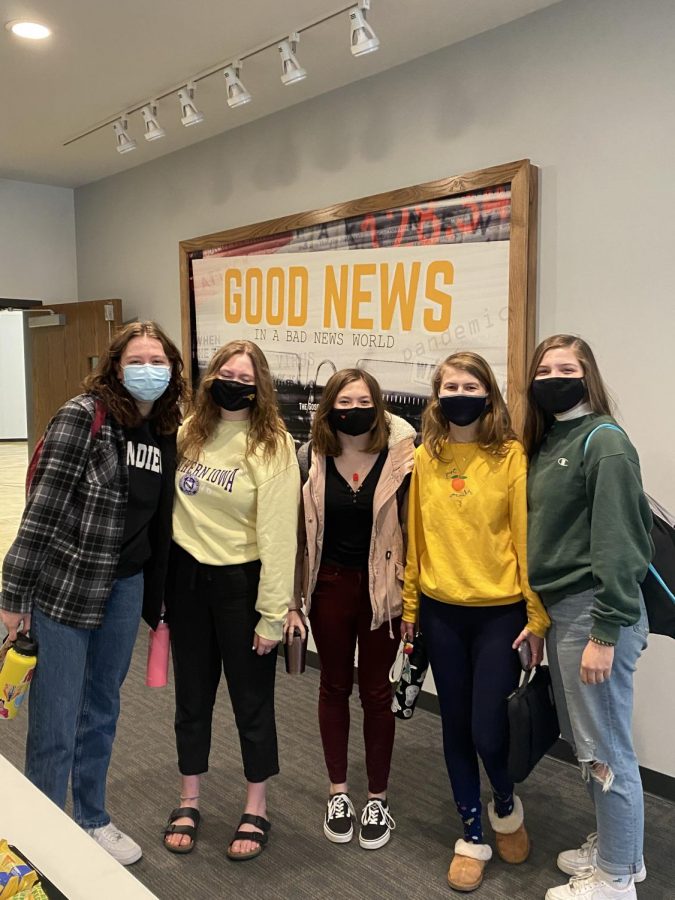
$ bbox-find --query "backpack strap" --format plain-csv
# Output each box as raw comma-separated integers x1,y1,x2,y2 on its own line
648,564,675,603
582,423,624,456
91,398,107,438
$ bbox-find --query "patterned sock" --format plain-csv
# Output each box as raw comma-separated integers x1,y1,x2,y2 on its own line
456,800,483,844
492,790,514,818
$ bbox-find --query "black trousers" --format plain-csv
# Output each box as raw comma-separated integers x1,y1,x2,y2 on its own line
167,541,279,783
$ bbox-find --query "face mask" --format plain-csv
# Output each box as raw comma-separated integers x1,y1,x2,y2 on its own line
210,378,257,411
439,395,487,426
328,407,377,436
531,377,586,414
122,364,171,403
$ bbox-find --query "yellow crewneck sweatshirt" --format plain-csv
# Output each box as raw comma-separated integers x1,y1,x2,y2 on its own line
172,419,300,641
402,440,549,637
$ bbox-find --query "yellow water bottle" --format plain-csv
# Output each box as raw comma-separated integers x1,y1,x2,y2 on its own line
0,634,38,720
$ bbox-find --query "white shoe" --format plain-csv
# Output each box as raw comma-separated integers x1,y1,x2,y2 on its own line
545,869,637,900
86,822,142,865
558,833,646,882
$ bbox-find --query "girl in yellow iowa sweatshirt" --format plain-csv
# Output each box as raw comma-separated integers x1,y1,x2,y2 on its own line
163,340,299,862
401,351,549,893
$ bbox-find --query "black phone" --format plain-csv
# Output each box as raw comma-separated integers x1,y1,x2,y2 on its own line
517,640,532,670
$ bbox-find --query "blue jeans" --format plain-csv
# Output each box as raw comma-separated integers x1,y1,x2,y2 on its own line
420,595,526,812
546,588,648,877
26,573,143,829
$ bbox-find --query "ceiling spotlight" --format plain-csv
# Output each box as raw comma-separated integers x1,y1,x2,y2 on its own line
349,0,380,56
278,32,307,86
140,103,165,141
112,118,137,155
178,82,204,127
223,61,251,108
5,20,51,40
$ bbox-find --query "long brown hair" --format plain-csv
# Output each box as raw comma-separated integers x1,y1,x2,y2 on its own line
422,351,515,459
312,368,389,456
82,320,185,434
523,334,613,456
179,340,289,462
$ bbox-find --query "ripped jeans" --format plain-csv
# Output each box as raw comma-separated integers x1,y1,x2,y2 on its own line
546,588,648,877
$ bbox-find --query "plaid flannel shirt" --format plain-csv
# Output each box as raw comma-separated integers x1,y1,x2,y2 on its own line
1,393,129,628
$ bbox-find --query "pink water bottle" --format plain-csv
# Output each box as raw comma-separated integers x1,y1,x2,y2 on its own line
146,613,170,688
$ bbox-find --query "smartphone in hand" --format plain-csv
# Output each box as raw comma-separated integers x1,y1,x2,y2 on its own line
518,640,532,670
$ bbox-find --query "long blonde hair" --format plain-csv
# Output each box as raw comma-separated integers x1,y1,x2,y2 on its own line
523,334,613,456
422,351,515,459
179,340,289,462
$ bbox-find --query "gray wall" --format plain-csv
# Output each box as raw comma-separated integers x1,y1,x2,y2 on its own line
0,179,77,303
75,0,675,776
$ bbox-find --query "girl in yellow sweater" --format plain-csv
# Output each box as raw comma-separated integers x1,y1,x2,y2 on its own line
162,340,299,861
402,351,549,893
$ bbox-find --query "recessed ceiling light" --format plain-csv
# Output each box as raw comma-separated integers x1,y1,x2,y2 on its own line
6,20,51,40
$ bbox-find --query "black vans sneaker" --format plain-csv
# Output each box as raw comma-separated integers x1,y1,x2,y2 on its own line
359,798,396,850
324,792,355,843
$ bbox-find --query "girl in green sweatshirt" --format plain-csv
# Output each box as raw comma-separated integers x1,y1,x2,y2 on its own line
525,334,653,900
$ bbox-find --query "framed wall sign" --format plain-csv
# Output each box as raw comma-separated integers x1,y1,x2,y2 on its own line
179,158,537,440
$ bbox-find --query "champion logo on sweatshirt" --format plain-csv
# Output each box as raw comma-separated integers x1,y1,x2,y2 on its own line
557,457,569,467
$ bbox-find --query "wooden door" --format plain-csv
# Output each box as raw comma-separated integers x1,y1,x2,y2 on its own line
28,299,123,447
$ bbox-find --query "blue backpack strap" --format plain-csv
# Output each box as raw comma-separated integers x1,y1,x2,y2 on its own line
648,563,675,603
582,422,625,456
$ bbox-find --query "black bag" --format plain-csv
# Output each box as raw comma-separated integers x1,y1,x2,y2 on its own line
507,665,560,783
641,495,675,639
390,632,429,719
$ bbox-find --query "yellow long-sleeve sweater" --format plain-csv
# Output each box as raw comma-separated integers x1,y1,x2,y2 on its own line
402,440,549,637
172,419,300,641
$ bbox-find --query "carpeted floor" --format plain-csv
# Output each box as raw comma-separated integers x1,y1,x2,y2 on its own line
1,636,672,900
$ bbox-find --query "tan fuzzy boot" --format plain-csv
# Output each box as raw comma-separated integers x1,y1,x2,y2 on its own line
488,795,530,864
447,838,492,892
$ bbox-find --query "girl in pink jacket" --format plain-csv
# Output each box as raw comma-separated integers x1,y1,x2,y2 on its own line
286,368,415,851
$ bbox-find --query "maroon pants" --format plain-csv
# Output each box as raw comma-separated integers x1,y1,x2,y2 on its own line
309,562,400,794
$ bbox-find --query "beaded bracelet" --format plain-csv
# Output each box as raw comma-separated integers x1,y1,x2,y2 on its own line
589,635,615,647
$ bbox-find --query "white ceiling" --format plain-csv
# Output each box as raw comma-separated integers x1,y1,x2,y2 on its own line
0,0,561,188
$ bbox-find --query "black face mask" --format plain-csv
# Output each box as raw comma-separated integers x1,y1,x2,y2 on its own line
531,377,586,415
328,407,377,437
439,395,487,426
210,379,257,411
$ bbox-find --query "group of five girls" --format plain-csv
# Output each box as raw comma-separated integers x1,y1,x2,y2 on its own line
1,323,651,900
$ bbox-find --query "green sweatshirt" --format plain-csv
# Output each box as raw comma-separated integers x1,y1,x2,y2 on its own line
527,414,653,644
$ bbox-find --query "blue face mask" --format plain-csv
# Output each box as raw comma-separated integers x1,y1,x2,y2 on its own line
122,364,171,402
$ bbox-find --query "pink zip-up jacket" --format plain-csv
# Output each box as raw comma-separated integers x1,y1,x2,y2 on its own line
292,413,416,636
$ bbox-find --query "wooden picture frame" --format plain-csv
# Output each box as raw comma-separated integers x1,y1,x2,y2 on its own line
179,158,537,430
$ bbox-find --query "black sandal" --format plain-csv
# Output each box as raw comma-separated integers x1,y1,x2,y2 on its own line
226,813,271,861
163,806,201,854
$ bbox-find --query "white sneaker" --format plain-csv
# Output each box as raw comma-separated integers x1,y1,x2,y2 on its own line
545,869,636,900
86,822,142,865
558,833,646,882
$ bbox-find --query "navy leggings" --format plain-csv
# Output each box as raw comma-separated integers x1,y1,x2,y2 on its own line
420,595,526,809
